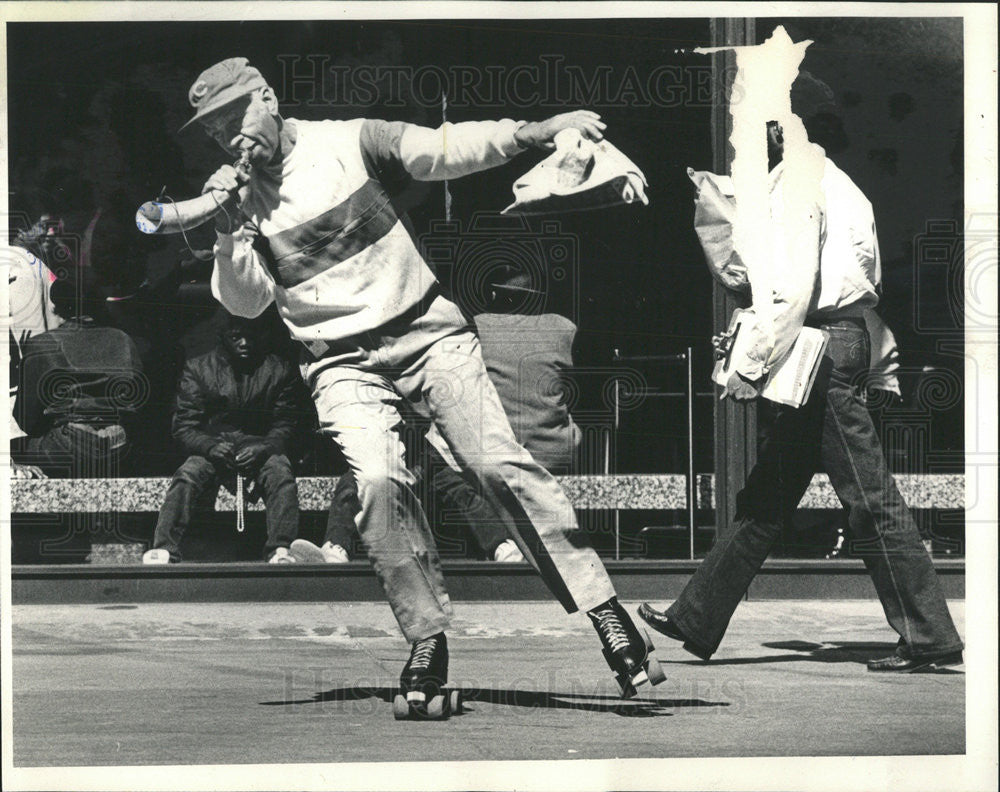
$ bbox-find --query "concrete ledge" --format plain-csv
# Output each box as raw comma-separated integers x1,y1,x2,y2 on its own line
11,558,964,604
9,472,965,512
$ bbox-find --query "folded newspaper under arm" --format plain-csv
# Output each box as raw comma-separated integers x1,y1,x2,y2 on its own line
503,128,648,215
712,310,830,408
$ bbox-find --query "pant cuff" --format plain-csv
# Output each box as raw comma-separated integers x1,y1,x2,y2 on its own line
907,640,964,658
665,606,716,657
400,614,452,644
574,584,618,616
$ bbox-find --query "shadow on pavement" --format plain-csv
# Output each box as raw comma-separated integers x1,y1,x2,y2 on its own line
663,640,963,673
659,639,894,666
261,686,733,717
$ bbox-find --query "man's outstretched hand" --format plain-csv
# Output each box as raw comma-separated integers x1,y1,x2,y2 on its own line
514,110,606,150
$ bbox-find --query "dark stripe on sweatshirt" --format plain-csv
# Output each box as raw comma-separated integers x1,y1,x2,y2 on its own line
266,179,399,288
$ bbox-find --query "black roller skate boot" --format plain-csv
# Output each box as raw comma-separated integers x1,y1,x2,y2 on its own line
393,632,462,720
588,597,667,698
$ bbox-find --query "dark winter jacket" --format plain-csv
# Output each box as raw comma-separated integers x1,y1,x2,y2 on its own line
171,346,309,459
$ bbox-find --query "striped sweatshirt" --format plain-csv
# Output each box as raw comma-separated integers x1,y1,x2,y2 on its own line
211,117,526,342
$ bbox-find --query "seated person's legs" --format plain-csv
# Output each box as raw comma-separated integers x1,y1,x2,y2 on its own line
289,469,357,563
12,423,126,478
425,440,519,561
148,455,217,563
325,470,359,556
10,433,74,477
254,453,299,561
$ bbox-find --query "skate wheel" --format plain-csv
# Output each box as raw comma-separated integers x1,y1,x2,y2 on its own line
646,653,667,686
449,688,463,715
392,694,410,720
642,629,656,653
426,694,448,720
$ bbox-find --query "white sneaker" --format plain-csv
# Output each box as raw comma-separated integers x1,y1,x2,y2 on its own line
289,539,350,563
142,548,170,565
268,547,297,564
321,542,350,564
493,539,524,563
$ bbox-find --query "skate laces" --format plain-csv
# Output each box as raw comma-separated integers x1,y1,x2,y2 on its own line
409,636,438,670
593,607,630,653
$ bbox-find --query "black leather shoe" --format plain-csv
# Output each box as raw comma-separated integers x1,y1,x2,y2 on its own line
637,603,713,661
867,649,963,673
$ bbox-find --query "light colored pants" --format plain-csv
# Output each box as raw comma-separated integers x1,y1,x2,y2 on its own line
304,292,615,641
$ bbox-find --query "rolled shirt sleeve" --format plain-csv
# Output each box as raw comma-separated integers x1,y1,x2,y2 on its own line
361,118,527,185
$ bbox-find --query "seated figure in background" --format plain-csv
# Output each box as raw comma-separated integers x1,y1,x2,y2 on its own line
143,313,310,564
8,238,62,479
11,274,144,477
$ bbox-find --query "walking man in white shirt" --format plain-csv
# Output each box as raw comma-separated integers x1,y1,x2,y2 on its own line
181,58,664,717
640,121,963,673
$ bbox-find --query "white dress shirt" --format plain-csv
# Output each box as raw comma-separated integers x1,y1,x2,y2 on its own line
737,149,881,381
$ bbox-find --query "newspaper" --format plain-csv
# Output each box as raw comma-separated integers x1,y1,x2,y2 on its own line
712,309,829,408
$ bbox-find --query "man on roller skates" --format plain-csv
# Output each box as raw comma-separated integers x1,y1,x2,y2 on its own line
182,58,664,718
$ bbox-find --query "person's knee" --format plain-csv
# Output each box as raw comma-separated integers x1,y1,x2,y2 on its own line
174,456,215,486
433,466,488,513
333,470,359,501
258,454,295,486
332,475,361,514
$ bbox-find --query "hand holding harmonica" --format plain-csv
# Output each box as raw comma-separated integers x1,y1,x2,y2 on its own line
135,149,251,236
201,150,252,233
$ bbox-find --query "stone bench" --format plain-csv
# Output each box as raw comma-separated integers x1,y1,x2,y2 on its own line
9,473,965,512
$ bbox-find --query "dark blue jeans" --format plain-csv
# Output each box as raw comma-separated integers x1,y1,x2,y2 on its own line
153,453,299,561
669,319,963,659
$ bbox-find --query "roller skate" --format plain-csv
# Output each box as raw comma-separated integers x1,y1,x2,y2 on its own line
588,597,667,698
392,632,462,720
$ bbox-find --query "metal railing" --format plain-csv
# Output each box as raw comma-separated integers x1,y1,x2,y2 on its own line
606,347,698,560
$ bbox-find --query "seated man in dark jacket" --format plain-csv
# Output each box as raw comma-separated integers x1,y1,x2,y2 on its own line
143,313,309,564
